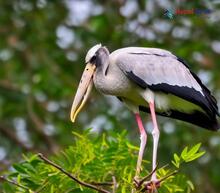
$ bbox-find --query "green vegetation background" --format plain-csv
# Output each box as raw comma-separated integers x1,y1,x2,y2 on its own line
0,1,220,193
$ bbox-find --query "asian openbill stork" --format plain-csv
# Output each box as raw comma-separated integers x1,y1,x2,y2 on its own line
70,44,219,188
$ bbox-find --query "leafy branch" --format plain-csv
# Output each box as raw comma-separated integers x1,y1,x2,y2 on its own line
0,176,29,191
172,143,205,169
38,153,112,193
0,130,205,193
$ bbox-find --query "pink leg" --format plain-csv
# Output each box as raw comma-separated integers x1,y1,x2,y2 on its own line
135,113,147,177
149,101,160,181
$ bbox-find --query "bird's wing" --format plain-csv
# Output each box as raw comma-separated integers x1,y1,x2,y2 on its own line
113,47,218,116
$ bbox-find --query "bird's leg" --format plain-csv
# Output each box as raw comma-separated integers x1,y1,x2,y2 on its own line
134,113,147,178
149,101,160,182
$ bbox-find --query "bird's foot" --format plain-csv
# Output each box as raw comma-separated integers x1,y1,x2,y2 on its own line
133,176,160,190
133,164,158,189
143,180,160,192
133,169,178,192
133,176,141,188
133,177,160,193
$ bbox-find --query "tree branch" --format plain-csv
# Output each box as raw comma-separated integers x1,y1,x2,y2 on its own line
38,153,111,193
112,176,117,193
90,182,113,186
0,176,29,191
157,170,178,184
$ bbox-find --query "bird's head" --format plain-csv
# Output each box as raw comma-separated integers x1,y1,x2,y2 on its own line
70,44,102,122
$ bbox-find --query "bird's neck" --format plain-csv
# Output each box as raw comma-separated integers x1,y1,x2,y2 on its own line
97,61,109,76
93,47,113,94
93,62,112,95
95,47,110,76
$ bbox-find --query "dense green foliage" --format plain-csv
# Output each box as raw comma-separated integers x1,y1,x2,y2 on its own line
0,0,220,192
1,131,205,193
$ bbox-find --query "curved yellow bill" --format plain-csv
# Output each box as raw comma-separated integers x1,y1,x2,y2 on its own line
70,63,96,122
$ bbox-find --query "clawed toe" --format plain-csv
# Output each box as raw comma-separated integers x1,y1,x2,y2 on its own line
133,176,141,188
133,169,178,192
133,178,160,192
143,180,160,192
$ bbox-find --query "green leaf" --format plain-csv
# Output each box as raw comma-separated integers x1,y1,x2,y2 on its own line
17,174,21,184
174,153,180,163
1,131,201,193
187,143,201,157
172,153,180,168
172,160,178,168
187,180,195,190
180,143,205,163
50,185,54,193
13,164,27,174
185,151,206,162
181,146,188,160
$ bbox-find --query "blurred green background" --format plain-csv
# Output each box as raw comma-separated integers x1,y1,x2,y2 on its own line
0,0,220,192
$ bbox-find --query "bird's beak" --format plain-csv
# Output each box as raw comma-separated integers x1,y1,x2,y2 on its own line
70,63,96,122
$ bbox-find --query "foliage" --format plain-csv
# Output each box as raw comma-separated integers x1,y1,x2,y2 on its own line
1,131,205,193
0,1,220,193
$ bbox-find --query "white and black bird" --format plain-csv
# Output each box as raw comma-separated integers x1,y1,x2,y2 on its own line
70,44,219,186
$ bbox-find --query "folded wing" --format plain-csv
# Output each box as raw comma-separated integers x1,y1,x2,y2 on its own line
112,47,219,130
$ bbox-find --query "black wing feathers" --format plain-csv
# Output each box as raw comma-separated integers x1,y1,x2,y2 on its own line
125,71,148,89
139,106,219,131
177,56,219,117
125,68,216,116
123,53,219,130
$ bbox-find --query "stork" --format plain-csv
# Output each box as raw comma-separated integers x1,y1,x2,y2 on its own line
70,44,219,189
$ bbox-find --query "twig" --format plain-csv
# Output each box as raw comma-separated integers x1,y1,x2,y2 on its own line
157,170,178,184
136,163,159,187
112,176,117,193
91,182,113,186
0,176,29,191
141,170,179,193
38,153,111,193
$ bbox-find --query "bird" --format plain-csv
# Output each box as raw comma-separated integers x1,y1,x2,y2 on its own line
70,44,219,189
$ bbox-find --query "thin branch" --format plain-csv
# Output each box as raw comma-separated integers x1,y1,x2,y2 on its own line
135,163,159,187
0,176,29,191
112,176,117,193
157,170,178,184
90,182,113,186
38,153,111,193
141,170,179,193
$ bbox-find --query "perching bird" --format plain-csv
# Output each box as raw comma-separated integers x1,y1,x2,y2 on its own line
70,44,219,187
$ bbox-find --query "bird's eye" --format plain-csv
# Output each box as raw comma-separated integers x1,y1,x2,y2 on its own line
90,55,96,64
